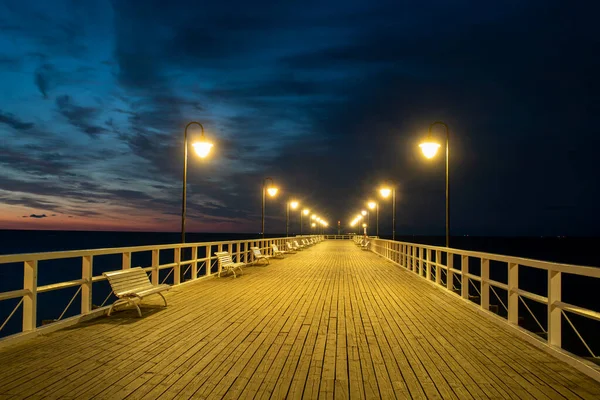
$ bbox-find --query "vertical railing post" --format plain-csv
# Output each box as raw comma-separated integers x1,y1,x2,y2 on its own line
426,249,432,280
412,246,416,272
191,246,198,280
122,251,131,269
23,260,37,332
398,244,403,266
243,242,248,264
481,258,490,311
548,270,562,347
447,252,454,291
508,262,519,324
81,255,93,314
206,245,212,276
217,244,223,276
236,241,241,262
151,249,159,285
174,247,181,285
435,250,441,285
462,255,469,299
416,247,421,275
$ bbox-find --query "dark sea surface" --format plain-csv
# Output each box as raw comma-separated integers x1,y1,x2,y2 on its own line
0,230,598,359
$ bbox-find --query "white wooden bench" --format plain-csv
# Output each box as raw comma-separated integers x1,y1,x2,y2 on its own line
215,251,245,278
271,244,288,258
103,267,170,317
251,246,271,264
285,242,297,253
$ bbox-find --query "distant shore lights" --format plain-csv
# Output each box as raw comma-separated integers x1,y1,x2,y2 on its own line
181,121,214,243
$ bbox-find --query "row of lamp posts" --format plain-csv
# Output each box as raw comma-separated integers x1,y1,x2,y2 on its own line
180,124,327,243
260,177,328,239
180,120,449,246
351,121,450,246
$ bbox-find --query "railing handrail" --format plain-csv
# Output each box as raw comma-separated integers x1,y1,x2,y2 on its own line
370,238,600,277
367,237,600,378
0,237,305,264
0,234,323,342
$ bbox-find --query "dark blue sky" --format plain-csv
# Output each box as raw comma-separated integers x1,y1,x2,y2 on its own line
0,0,598,235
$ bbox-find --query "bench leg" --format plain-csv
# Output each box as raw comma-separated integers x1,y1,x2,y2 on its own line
133,302,142,317
108,299,128,316
158,292,168,307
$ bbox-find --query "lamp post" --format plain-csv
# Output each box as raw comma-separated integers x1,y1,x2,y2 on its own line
286,200,299,237
181,121,213,243
361,210,368,236
379,185,396,241
367,201,378,237
419,121,450,247
261,177,278,238
301,209,310,235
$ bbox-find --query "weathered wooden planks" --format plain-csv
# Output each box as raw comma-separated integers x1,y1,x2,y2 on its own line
0,241,599,399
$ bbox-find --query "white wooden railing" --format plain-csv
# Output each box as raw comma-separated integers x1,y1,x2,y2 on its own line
0,235,322,341
370,238,600,360
324,235,378,240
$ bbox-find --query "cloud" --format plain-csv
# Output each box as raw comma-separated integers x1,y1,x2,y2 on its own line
29,214,47,218
0,110,34,130
55,95,106,137
34,63,56,99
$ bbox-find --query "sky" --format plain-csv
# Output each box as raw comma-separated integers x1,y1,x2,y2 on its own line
0,0,598,236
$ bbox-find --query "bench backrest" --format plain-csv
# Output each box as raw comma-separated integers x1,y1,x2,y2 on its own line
294,241,301,247
286,242,293,250
103,267,152,296
215,251,235,266
250,247,263,256
272,244,280,252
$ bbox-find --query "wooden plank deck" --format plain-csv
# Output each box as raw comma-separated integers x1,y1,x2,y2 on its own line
0,240,599,399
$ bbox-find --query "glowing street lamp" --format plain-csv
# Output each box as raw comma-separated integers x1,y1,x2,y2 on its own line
379,184,396,241
301,208,310,235
361,209,369,236
261,177,278,238
286,200,299,237
181,121,214,243
419,121,450,247
367,201,379,237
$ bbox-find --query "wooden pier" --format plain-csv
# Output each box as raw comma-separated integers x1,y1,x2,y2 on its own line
0,241,599,399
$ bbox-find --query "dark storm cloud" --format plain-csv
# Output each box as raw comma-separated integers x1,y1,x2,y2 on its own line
55,95,106,137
